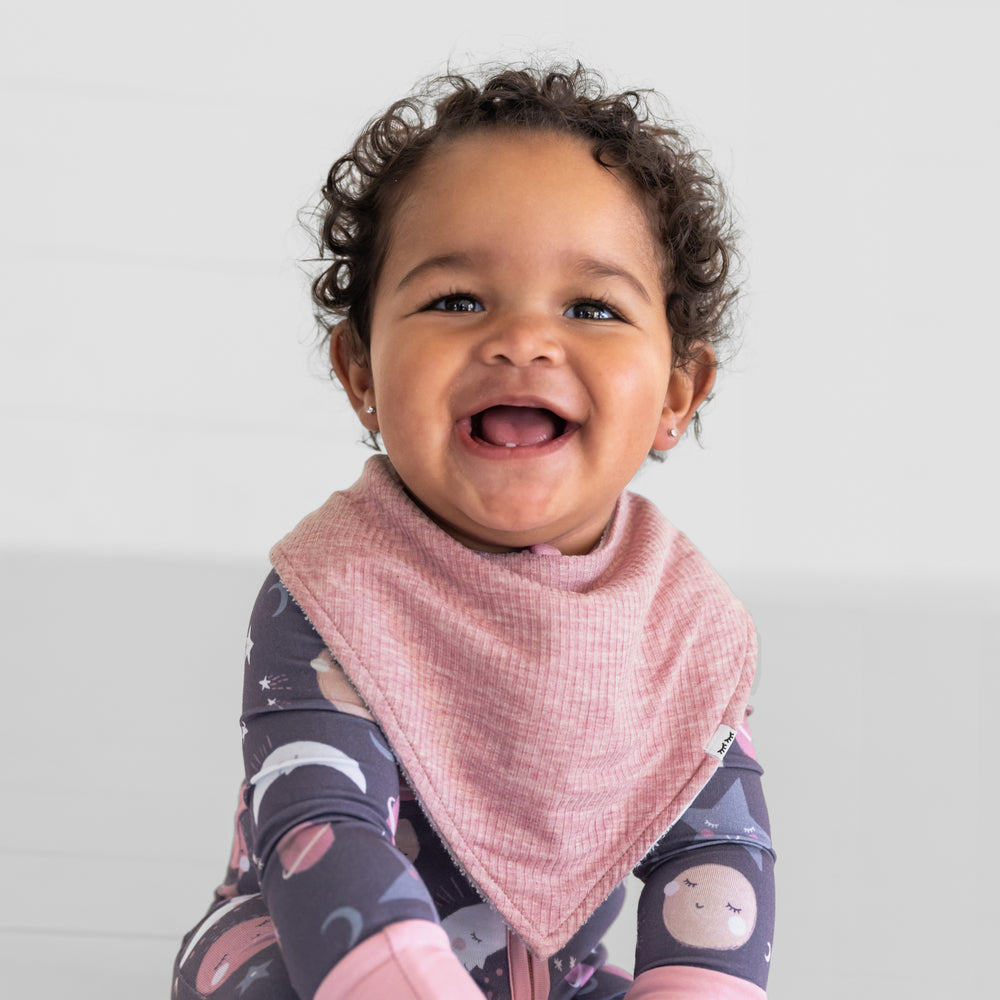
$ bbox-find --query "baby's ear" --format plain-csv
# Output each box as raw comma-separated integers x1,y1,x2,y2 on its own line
329,321,378,432
653,344,717,451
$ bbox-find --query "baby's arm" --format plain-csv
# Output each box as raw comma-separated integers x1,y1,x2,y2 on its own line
242,571,480,1000
627,734,775,999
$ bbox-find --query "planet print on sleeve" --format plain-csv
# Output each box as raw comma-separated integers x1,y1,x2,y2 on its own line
196,916,278,994
276,822,336,879
310,649,376,720
661,863,757,950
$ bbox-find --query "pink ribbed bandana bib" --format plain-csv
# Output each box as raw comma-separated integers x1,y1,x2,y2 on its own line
270,456,756,957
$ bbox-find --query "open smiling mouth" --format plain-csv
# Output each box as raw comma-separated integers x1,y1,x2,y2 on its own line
469,405,570,448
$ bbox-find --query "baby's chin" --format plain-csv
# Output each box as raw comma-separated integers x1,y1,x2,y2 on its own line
431,513,603,556
425,508,556,553
397,475,612,555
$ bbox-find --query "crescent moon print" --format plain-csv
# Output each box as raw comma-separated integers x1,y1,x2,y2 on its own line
251,741,366,823
267,581,289,616
368,730,395,761
321,906,364,949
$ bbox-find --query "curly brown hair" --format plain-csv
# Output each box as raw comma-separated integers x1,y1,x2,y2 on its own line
309,62,740,379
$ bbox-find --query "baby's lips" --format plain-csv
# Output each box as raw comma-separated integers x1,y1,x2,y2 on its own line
457,389,581,444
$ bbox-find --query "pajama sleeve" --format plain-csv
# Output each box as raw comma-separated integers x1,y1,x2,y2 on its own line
240,571,480,1000
628,729,776,998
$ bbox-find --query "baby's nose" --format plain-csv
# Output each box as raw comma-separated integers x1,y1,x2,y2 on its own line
478,315,565,366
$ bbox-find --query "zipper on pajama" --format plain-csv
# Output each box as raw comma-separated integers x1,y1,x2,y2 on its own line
507,929,550,1000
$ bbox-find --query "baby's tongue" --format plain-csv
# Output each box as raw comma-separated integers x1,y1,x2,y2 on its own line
478,405,557,447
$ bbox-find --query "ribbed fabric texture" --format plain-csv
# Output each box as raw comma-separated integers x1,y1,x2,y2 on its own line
270,457,756,958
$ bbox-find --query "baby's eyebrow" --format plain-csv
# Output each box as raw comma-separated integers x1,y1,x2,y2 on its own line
396,253,475,291
571,256,652,304
394,251,653,305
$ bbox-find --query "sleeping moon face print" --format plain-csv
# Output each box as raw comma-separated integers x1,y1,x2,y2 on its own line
441,902,507,973
661,863,757,950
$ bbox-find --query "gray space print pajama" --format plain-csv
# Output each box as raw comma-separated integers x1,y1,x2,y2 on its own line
172,572,775,999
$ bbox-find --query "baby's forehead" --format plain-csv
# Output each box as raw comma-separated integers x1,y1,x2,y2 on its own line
385,130,665,263
409,128,640,197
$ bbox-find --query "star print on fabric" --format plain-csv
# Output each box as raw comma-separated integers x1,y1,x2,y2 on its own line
245,629,254,664
236,960,271,995
554,957,563,971
679,778,773,853
240,720,249,742
256,674,292,701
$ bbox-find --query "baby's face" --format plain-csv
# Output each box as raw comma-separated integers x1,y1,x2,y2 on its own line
351,131,701,554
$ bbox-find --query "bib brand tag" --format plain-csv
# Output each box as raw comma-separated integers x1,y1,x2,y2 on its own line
705,724,737,761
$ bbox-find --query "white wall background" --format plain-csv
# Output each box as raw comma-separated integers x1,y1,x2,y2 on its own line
2,1,997,997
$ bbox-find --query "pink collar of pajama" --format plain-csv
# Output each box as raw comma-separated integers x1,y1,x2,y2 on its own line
270,456,756,957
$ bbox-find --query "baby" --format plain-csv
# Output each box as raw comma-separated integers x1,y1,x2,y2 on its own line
173,63,775,1000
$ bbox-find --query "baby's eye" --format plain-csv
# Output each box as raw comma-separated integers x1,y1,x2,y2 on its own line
682,878,698,888
430,293,483,313
564,300,620,321
726,903,742,914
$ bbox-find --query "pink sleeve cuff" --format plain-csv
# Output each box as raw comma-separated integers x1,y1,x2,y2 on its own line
625,965,766,999
313,920,482,1000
